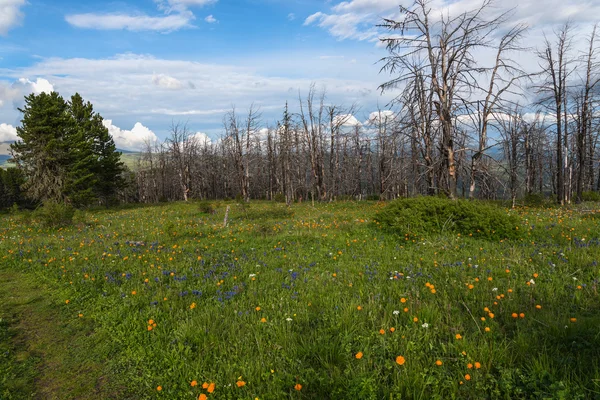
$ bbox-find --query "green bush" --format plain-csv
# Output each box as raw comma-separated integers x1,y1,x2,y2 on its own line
374,196,522,240
198,201,216,214
33,201,75,228
272,193,286,203
581,191,600,202
523,192,546,207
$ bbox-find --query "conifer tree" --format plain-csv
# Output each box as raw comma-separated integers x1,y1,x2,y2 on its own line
10,91,124,206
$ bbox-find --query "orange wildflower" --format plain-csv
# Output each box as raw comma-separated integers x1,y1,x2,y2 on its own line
396,355,406,365
465,374,471,381
207,382,215,393
191,380,197,387
435,360,443,366
295,383,302,391
199,394,207,400
236,380,246,387
355,352,363,359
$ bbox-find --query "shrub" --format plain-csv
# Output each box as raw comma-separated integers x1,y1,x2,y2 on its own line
581,191,600,202
33,201,75,228
523,192,546,207
198,201,216,214
272,193,286,203
374,196,522,240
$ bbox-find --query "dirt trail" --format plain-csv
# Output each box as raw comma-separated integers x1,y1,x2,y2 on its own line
0,270,121,400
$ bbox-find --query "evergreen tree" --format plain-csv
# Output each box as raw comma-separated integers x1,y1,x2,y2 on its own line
11,92,71,203
11,91,125,207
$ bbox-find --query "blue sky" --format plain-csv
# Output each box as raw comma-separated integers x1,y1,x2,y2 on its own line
0,0,598,150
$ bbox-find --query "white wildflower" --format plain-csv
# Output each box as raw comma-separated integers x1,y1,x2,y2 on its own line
393,310,400,315
422,322,429,328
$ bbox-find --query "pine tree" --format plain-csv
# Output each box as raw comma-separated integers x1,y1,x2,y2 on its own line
11,92,125,207
11,92,71,203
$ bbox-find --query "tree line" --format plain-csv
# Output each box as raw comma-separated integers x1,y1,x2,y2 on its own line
3,0,600,210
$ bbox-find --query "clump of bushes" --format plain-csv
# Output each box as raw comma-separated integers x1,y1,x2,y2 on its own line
523,192,546,207
581,191,600,202
198,201,216,214
33,201,75,228
374,196,522,240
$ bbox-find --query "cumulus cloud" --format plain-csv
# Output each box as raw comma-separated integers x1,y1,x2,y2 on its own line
0,123,17,142
192,131,211,144
0,0,26,36
204,14,217,23
14,78,54,95
152,73,185,90
103,119,158,151
333,114,362,127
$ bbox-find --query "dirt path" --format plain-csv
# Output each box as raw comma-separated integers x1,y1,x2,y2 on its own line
0,270,122,400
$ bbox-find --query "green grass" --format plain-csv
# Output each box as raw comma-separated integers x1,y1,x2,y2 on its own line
1,200,600,399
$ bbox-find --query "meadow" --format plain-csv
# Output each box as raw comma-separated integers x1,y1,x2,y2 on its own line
1,200,600,399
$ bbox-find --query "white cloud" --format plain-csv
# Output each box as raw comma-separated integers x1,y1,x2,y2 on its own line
16,78,54,95
334,114,362,127
204,14,217,23
0,123,17,142
0,82,19,107
65,11,194,32
0,0,26,36
365,110,395,125
152,73,185,90
287,13,295,21
66,0,218,32
193,131,211,144
305,0,600,42
103,119,158,151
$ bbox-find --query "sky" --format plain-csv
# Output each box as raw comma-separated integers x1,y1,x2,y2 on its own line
0,0,598,150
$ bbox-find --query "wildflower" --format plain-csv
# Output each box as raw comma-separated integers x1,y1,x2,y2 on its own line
286,318,293,322
379,329,385,335
355,352,363,359
390,327,396,332
147,325,153,331
260,317,267,323
236,380,246,387
202,382,208,389
484,327,490,332
511,313,518,318
207,382,215,393
465,374,471,381
467,363,473,369
393,310,400,315
148,319,154,325
191,380,197,387
422,322,429,328
65,300,70,304
435,360,443,366
199,394,207,400
519,313,525,318
357,306,362,311
570,317,577,323
474,362,481,369
413,317,419,322
455,333,462,340
396,355,406,365
400,297,407,303
403,307,409,312
131,291,137,295
294,383,302,391
255,306,261,311
157,386,162,391
190,302,197,309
